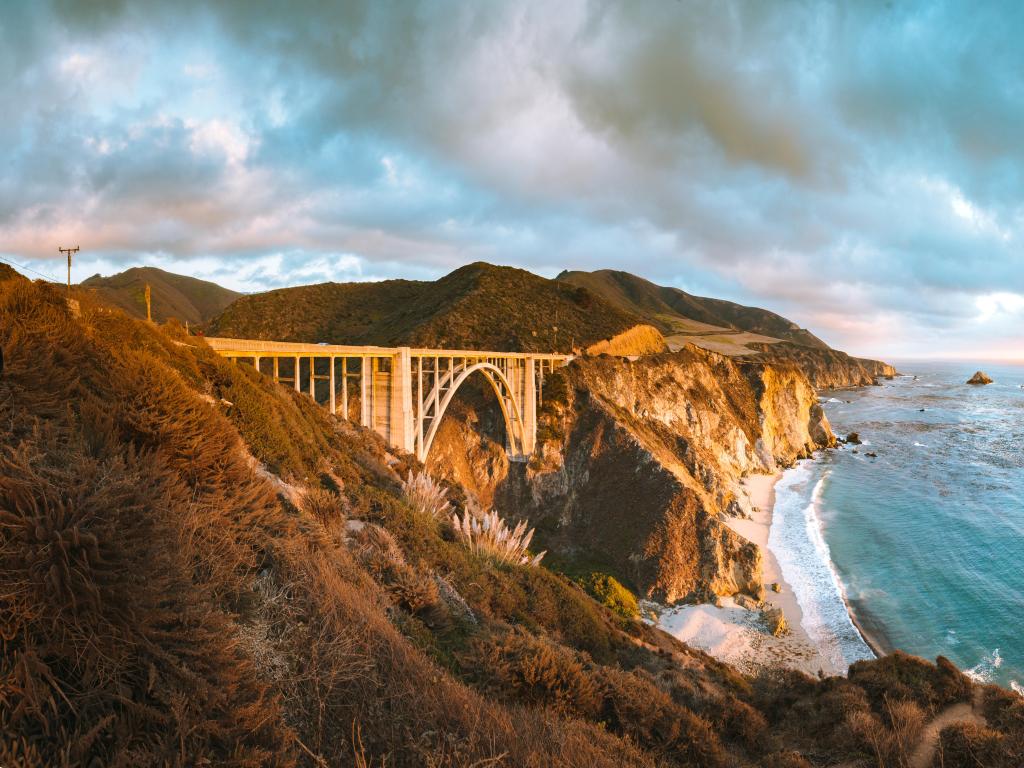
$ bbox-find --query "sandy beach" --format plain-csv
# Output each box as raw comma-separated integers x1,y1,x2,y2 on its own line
656,473,846,677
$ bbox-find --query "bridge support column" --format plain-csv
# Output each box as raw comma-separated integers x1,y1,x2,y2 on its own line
329,356,336,414
389,347,415,454
342,358,349,419
293,356,300,392
360,356,371,427
522,356,537,455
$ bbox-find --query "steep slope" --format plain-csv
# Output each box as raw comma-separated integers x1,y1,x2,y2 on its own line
80,266,241,324
745,342,897,387
209,262,642,352
558,269,829,349
0,262,27,282
5,278,1016,767
431,348,835,603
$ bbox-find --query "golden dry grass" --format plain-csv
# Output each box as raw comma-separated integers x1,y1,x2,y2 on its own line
1,279,1014,768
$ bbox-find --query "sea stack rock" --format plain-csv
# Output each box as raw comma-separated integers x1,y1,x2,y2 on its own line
966,371,993,385
846,431,862,444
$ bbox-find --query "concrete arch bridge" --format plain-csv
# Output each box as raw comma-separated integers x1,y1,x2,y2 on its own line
205,337,571,462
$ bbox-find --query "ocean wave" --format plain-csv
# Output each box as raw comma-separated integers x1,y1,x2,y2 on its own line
965,648,1003,683
1011,680,1024,696
770,462,875,672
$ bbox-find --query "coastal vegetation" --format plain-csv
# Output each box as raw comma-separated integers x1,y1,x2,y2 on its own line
2,274,1021,766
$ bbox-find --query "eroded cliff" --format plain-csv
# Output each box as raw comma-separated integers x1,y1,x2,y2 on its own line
748,341,897,388
429,346,835,604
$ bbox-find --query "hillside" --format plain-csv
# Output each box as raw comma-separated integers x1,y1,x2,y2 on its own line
557,269,829,350
209,262,641,352
80,266,241,324
5,278,1020,767
0,262,27,282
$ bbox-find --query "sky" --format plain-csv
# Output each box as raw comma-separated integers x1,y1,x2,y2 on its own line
1,1,1022,360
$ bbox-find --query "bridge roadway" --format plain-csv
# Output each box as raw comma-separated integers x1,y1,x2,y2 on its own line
204,337,571,462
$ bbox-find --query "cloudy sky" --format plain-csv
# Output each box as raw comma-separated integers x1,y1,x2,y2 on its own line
2,1,1022,360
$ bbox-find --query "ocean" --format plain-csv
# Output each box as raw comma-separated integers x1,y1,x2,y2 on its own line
771,360,1024,689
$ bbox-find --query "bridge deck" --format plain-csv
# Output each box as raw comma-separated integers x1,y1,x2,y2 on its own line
204,336,572,362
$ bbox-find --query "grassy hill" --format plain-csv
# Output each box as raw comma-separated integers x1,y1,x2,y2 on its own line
80,266,241,324
0,262,27,282
3,277,1012,767
557,269,829,351
209,262,642,352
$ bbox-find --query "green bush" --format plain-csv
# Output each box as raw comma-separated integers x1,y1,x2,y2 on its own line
577,572,639,619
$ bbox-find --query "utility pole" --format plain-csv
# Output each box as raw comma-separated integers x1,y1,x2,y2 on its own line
145,283,152,322
58,245,79,297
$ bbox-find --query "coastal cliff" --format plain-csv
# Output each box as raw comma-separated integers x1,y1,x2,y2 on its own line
748,341,897,387
431,346,835,603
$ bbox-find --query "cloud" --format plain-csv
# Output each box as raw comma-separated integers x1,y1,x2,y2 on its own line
1,0,1023,359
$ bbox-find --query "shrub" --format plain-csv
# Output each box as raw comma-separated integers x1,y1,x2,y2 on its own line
595,665,729,767
982,683,1024,734
847,651,972,714
934,722,1009,767
400,469,451,519
350,524,443,617
302,485,347,529
466,630,602,717
577,572,639,619
451,508,546,566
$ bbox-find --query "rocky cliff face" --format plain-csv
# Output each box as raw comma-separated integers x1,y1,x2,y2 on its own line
429,347,835,604
748,342,897,388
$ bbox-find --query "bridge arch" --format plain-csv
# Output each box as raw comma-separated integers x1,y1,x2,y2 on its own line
203,338,571,462
419,361,527,462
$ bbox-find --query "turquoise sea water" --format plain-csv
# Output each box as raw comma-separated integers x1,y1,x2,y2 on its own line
771,361,1024,689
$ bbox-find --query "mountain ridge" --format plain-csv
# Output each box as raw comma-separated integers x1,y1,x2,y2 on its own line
556,268,830,350
80,266,241,325
208,262,643,352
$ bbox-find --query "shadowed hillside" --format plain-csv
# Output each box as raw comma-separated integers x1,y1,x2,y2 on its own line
0,262,27,282
209,262,641,352
3,278,1015,766
81,266,241,324
557,269,829,350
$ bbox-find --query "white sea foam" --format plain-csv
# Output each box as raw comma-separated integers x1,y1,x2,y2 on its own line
913,441,927,448
965,648,1003,683
770,462,876,672
1011,680,1024,696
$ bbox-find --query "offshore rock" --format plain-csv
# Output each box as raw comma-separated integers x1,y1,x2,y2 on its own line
966,370,993,385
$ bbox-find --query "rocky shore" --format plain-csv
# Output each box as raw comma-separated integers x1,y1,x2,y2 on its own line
657,472,846,677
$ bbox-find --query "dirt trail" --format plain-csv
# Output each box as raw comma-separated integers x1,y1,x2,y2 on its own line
908,688,986,768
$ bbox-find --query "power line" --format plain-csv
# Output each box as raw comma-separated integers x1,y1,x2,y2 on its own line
0,253,63,284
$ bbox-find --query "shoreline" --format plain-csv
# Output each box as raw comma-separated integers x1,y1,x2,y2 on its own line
657,470,846,678
844,596,891,660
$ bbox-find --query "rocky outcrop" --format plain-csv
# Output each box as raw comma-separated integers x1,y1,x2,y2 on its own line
430,346,836,604
745,342,896,388
585,324,667,356
966,371,993,385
